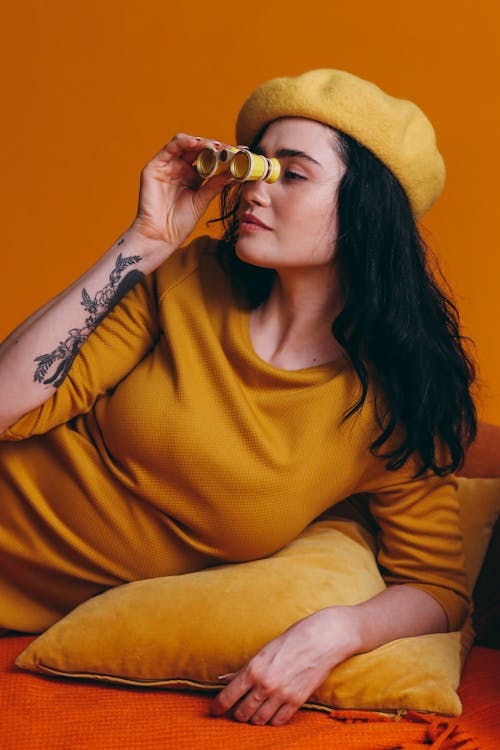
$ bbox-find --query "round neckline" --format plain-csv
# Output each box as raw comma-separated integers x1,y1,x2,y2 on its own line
236,306,350,381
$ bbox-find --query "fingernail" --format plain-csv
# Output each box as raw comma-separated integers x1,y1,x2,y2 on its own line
217,673,232,680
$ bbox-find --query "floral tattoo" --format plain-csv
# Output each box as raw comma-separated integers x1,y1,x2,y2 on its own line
33,242,144,388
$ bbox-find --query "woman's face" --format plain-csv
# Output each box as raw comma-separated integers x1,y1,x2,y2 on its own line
235,118,346,271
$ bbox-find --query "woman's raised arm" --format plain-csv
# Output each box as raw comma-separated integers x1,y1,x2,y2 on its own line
0,134,232,433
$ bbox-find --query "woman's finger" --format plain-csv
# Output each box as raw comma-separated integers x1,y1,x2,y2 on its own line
231,690,265,723
248,697,285,726
154,134,225,166
268,702,300,727
210,670,251,716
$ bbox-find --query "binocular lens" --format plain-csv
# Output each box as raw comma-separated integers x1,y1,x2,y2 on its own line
196,148,218,178
230,151,280,183
196,147,239,178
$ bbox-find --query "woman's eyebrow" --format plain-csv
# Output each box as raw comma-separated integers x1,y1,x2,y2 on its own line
254,146,322,167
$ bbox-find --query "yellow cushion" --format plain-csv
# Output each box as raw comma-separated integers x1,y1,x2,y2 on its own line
15,477,500,715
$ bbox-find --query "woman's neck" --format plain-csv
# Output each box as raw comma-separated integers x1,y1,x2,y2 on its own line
249,266,345,370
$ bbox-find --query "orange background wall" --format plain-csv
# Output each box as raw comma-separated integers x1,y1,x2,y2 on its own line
1,0,499,423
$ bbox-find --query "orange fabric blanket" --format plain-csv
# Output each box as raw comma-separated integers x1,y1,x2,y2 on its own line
2,636,498,749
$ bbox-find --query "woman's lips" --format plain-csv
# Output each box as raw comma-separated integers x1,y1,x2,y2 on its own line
239,213,271,231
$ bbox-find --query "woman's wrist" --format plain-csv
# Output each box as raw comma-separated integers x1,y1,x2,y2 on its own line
121,223,178,273
316,606,364,664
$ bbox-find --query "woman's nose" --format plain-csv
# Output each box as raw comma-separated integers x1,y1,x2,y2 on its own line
241,179,272,206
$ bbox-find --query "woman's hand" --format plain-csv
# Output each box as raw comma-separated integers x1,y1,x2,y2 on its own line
209,586,449,727
210,607,360,726
130,133,234,253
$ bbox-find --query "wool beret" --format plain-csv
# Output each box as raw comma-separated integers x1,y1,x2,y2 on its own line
236,69,445,219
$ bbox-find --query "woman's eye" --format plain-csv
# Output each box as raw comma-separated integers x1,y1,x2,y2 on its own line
284,170,305,181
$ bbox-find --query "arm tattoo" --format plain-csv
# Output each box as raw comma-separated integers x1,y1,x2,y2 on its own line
33,246,145,388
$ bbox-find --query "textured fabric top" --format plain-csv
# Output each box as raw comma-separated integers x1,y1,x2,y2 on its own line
0,236,468,630
236,69,445,219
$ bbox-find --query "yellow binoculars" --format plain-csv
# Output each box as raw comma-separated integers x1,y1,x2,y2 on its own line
195,147,280,183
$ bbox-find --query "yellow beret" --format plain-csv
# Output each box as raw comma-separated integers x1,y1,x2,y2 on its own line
236,69,445,219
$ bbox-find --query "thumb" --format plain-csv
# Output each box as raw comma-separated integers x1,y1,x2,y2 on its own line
193,172,235,216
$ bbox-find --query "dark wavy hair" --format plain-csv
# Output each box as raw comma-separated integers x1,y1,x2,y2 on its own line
213,127,477,477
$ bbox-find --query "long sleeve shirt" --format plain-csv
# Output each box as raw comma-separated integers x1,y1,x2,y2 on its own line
0,236,469,632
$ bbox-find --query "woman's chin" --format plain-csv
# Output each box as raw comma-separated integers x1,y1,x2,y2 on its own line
235,238,276,269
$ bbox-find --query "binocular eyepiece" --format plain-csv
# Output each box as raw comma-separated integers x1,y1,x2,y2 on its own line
195,147,280,184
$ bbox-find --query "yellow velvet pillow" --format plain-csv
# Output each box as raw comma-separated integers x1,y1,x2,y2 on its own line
16,478,500,715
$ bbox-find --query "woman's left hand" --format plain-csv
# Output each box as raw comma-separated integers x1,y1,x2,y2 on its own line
209,606,359,726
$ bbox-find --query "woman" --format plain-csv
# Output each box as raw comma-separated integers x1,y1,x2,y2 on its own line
0,69,476,726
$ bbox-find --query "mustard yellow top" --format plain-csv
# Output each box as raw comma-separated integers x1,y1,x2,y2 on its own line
0,236,469,632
